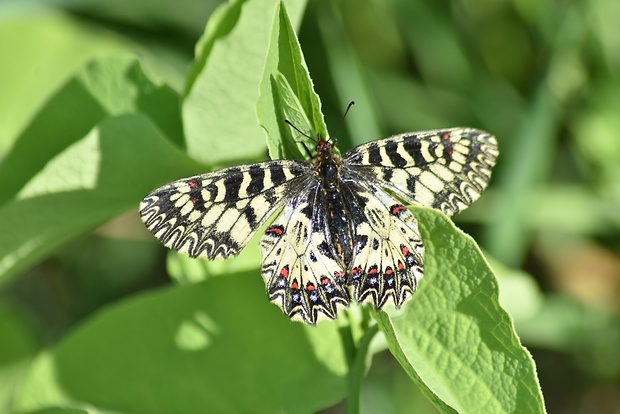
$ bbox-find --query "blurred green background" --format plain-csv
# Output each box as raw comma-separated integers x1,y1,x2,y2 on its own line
1,0,619,413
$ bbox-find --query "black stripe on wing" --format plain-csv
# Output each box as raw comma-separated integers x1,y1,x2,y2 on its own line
139,160,312,259
342,128,498,216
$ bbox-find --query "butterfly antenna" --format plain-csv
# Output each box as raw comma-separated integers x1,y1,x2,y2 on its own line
285,119,315,159
329,101,355,145
343,100,356,118
285,120,314,140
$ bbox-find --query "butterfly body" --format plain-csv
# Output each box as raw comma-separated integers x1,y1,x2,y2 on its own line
140,128,498,324
312,138,354,267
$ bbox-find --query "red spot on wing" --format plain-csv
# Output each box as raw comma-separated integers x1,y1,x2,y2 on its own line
280,265,289,278
191,197,200,205
390,205,406,215
368,265,379,275
441,133,454,156
401,244,417,267
385,267,394,275
321,277,331,285
266,225,284,236
306,283,316,291
351,266,362,275
334,271,347,284
291,280,299,290
398,261,405,271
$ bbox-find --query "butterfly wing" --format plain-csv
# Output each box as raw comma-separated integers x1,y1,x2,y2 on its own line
341,180,424,308
343,128,498,216
260,184,350,325
140,160,312,259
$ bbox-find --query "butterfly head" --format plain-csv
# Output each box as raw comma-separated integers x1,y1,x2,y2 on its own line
315,135,333,155
314,134,340,164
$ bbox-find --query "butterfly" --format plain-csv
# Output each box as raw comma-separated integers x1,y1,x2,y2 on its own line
139,127,498,324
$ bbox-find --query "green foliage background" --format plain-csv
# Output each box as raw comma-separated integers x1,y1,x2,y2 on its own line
1,0,619,413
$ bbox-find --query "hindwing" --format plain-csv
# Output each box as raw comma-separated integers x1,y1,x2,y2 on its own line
140,160,312,259
343,128,498,216
260,185,350,325
342,181,424,308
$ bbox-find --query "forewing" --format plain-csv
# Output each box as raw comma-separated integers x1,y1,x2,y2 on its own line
260,186,350,325
343,180,424,309
139,160,312,259
343,128,498,216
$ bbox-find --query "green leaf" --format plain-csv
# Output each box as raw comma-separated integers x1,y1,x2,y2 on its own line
269,72,316,160
0,6,133,157
257,1,328,160
64,0,224,40
0,56,184,207
0,307,38,414
0,113,197,285
15,271,347,414
0,56,200,287
183,0,307,165
20,408,90,414
375,207,545,414
0,117,203,288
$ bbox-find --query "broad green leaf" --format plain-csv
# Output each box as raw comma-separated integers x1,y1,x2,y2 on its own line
62,0,224,39
15,271,347,414
0,5,131,156
0,55,196,286
19,408,89,414
257,1,328,160
375,207,545,414
0,113,203,287
183,0,306,165
0,56,184,207
268,72,316,160
0,306,38,414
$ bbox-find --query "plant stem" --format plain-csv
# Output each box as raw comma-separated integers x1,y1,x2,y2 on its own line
346,323,379,414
